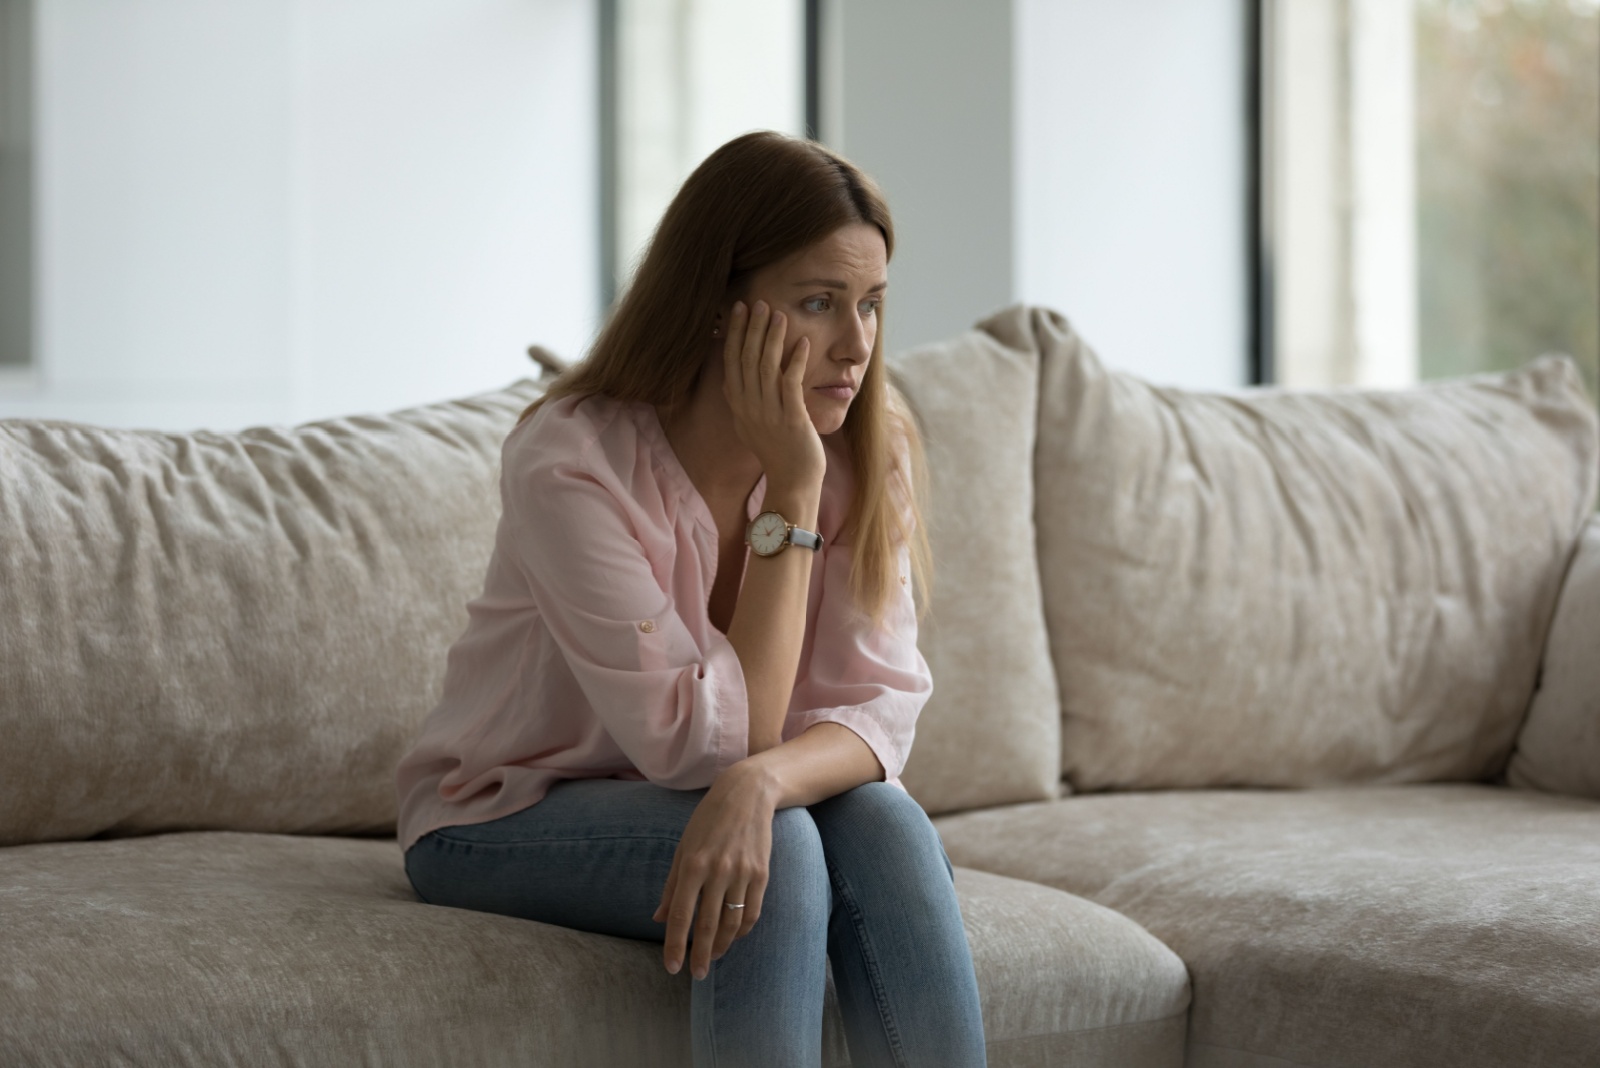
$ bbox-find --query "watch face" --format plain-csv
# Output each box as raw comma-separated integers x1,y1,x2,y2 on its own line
748,511,789,555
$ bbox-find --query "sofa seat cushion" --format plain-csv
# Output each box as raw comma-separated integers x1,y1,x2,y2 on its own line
933,784,1600,1068
0,831,1189,1067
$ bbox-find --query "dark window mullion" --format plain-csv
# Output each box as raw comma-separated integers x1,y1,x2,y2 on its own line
1248,0,1273,386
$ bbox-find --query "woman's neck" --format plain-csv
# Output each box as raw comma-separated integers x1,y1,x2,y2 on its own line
654,376,764,511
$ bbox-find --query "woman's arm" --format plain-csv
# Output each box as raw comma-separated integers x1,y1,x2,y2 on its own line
723,479,821,755
734,720,883,808
717,299,829,755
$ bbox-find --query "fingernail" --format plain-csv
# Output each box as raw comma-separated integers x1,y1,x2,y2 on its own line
734,300,745,313
694,965,707,980
667,959,680,974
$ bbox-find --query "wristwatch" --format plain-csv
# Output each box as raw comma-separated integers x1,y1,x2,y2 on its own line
746,509,825,557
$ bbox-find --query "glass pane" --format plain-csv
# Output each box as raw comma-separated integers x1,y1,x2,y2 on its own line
1268,0,1599,404
614,0,805,299
1416,0,1599,401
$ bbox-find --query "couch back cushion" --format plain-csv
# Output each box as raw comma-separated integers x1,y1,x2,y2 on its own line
888,331,1063,815
986,304,1600,791
0,381,542,846
1508,515,1600,800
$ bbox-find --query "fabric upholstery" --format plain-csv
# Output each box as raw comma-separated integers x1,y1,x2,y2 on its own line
982,302,1600,791
1509,515,1600,800
933,783,1600,1068
886,331,1063,814
0,381,544,846
0,834,1189,1068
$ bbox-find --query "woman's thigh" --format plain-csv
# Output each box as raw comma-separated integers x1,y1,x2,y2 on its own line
403,777,704,944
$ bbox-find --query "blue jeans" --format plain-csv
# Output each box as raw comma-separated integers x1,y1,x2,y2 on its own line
403,778,987,1067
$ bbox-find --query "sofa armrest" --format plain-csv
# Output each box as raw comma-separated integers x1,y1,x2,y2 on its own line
1508,515,1600,800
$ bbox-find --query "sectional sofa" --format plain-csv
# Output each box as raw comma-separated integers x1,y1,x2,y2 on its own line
2,303,1596,1067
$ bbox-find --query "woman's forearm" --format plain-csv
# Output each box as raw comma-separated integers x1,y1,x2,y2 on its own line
727,721,885,810
725,479,821,754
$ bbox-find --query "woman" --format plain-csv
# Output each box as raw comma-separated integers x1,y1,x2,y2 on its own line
395,130,987,1067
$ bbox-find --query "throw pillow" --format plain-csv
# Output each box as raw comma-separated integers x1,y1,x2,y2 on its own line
888,329,1063,814
1507,516,1600,800
0,380,544,845
984,303,1600,791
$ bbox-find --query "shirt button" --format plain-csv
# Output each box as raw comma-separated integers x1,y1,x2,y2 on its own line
899,575,907,585
639,620,656,633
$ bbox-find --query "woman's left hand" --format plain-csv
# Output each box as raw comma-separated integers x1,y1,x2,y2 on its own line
652,763,777,979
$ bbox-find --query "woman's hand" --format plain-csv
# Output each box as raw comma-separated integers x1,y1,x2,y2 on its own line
652,764,778,979
721,299,827,491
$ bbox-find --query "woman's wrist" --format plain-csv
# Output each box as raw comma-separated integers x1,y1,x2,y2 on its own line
730,723,883,810
719,757,784,811
760,481,822,532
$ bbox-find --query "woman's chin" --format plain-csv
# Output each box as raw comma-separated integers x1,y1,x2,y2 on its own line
808,406,848,437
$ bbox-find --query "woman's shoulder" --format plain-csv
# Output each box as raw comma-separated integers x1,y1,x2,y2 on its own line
502,391,640,480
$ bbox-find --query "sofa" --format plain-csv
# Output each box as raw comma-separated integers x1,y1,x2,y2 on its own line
2,303,1597,1067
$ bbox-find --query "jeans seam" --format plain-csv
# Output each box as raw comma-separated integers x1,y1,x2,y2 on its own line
826,854,909,1068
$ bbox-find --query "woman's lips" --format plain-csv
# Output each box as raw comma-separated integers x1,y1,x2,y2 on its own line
815,384,854,400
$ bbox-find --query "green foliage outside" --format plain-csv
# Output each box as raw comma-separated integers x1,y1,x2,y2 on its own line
1416,0,1600,407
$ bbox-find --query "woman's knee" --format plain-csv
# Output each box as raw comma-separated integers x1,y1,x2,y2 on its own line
762,806,830,915
811,782,952,880
815,780,929,835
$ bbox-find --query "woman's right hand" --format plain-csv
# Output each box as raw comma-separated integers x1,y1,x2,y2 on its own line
651,764,778,979
721,300,827,491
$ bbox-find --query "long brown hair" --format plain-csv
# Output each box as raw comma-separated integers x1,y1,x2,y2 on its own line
518,130,932,632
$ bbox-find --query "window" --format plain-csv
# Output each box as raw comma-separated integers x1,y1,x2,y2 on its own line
601,0,814,308
1259,0,1598,403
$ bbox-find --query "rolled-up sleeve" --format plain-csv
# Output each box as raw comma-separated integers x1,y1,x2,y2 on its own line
786,533,932,783
504,449,749,789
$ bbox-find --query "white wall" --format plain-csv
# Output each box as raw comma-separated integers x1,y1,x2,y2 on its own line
0,0,597,431
1014,0,1249,389
25,0,293,428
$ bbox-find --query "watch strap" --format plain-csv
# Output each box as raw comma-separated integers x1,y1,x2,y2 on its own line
788,525,823,551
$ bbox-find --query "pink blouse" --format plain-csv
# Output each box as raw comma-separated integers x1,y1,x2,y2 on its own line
394,391,933,854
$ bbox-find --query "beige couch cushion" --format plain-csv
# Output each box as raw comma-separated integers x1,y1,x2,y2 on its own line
0,834,1189,1068
0,381,543,846
985,303,1600,790
1509,516,1600,800
934,783,1600,1068
887,331,1062,815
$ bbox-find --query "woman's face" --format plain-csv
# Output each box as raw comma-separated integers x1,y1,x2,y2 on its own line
717,221,888,437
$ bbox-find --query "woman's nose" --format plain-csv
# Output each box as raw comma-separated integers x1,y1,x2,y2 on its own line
840,313,872,362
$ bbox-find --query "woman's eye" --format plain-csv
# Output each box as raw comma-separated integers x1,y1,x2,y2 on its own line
803,297,880,315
